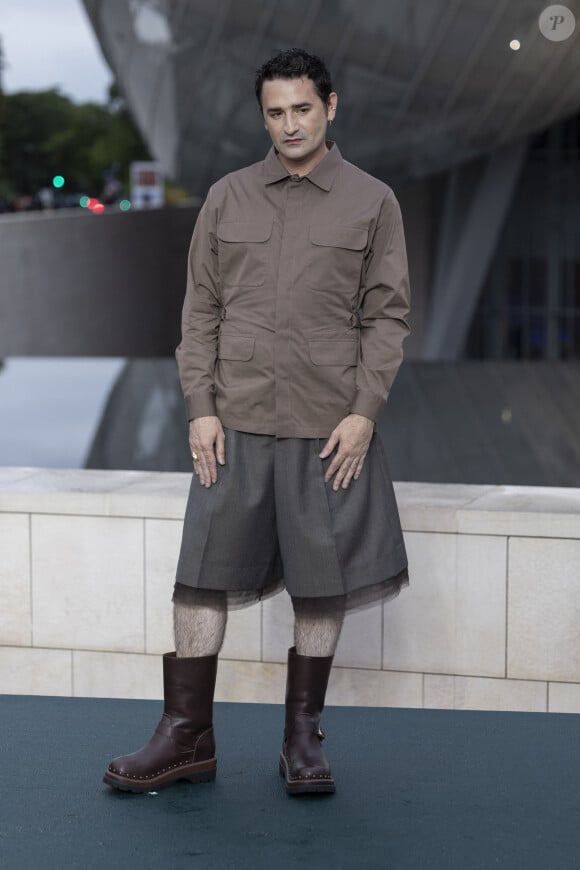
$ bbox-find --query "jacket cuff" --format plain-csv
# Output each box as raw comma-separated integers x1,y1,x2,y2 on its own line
350,390,385,422
184,390,218,421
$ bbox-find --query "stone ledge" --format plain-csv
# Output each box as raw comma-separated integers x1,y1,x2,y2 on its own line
1,468,579,538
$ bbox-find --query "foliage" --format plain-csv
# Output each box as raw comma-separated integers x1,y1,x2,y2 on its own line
0,83,151,198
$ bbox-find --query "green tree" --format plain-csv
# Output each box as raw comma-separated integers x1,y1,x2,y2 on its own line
0,83,150,199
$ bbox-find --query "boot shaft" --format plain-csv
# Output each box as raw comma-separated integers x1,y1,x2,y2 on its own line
284,646,333,732
162,652,218,730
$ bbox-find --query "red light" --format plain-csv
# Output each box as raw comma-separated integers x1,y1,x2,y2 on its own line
87,198,105,214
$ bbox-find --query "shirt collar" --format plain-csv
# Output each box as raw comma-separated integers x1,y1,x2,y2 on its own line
263,141,343,191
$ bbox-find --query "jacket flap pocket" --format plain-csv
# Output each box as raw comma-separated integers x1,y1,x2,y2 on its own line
218,335,255,361
217,221,272,243
309,225,368,251
309,340,359,366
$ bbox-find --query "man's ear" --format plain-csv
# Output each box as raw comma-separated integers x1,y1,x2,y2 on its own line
327,92,338,118
329,92,338,119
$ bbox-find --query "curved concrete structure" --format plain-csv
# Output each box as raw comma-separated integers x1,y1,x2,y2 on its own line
83,0,580,193
0,207,196,356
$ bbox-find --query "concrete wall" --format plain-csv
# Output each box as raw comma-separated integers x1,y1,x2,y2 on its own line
1,468,579,713
0,207,197,356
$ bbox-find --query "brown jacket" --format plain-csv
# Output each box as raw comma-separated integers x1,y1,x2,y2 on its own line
176,142,410,437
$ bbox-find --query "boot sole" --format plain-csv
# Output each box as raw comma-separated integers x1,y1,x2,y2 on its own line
103,757,217,793
279,754,335,795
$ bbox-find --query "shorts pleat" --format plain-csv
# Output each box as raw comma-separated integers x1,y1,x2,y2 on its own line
174,427,408,612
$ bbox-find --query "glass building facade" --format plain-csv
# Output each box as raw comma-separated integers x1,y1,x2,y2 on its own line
468,113,580,360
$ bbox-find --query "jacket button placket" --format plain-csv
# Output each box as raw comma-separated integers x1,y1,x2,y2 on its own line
274,176,304,435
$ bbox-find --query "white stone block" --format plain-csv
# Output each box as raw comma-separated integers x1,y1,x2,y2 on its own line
109,472,190,519
262,592,294,662
383,533,506,677
263,592,385,669
334,604,382,669
508,538,580,682
548,682,580,714
395,482,495,533
327,667,422,708
0,646,72,696
424,674,547,712
383,532,455,674
0,468,143,516
0,513,31,645
0,468,191,520
222,605,262,662
458,486,580,538
73,650,163,699
31,514,145,653
454,535,506,676
215,659,286,703
144,519,182,654
0,467,39,490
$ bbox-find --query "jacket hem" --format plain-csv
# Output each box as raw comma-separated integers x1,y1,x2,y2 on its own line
217,413,338,439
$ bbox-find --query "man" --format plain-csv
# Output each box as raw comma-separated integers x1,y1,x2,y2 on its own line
104,48,410,796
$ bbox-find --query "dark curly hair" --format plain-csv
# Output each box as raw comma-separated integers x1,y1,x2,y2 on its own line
255,48,333,108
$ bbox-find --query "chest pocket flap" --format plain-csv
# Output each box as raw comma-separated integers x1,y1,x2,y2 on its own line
217,221,272,243
309,225,368,251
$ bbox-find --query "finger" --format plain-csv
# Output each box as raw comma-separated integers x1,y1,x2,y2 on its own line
319,431,339,459
332,457,356,491
191,445,201,477
216,428,226,465
324,452,346,483
197,464,209,487
205,450,218,485
197,452,211,487
353,453,367,480
341,460,359,490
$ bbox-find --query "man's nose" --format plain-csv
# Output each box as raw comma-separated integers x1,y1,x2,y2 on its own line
283,113,299,134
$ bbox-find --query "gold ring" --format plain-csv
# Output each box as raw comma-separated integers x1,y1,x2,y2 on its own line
192,451,199,462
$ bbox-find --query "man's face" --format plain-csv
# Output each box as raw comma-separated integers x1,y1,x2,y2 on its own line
261,77,337,172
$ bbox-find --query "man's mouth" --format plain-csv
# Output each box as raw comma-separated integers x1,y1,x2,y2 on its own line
284,138,303,144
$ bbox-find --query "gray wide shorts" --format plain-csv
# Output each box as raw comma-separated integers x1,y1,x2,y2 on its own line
174,427,408,612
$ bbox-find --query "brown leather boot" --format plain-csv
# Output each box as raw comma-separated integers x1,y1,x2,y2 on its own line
279,646,336,794
103,652,218,792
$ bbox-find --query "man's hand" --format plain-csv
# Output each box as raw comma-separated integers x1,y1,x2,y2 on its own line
319,414,374,491
189,416,225,488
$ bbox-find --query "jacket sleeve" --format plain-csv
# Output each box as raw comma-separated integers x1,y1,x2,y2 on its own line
350,190,410,421
175,190,222,420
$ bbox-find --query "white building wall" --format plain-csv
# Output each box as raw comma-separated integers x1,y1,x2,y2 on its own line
1,469,579,712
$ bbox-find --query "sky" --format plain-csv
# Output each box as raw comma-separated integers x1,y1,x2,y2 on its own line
1,0,113,103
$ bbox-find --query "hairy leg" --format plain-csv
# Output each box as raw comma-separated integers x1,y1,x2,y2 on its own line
292,595,346,657
172,586,228,658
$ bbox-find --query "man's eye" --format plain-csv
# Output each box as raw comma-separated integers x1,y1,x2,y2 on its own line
271,112,282,118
